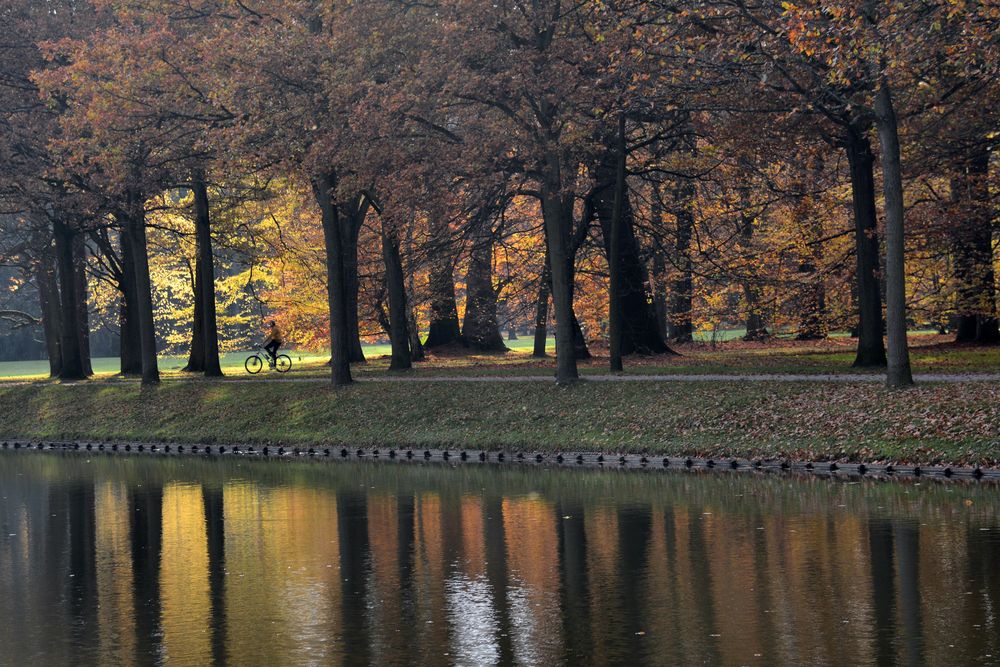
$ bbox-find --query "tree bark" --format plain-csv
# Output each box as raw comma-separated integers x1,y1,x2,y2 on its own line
532,263,550,358
541,163,579,383
737,205,769,341
118,225,143,377
951,145,998,344
35,233,63,377
182,255,205,372
668,179,695,343
73,234,93,376
341,196,368,363
874,81,914,388
594,131,673,355
608,114,626,372
193,174,223,376
53,220,86,381
314,173,352,386
126,184,160,386
381,221,412,371
462,222,507,352
423,217,463,349
403,221,425,361
843,124,888,367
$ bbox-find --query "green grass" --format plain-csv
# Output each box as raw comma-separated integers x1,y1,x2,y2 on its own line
6,332,1000,383
2,379,999,466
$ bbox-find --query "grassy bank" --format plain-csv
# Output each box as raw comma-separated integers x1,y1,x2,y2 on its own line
2,380,999,466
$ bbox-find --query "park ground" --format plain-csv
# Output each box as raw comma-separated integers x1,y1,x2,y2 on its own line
1,332,999,467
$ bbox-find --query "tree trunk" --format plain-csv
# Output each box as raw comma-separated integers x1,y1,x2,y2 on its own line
341,198,368,363
796,258,828,340
403,221,425,361
737,205,769,341
314,173,352,386
193,174,223,376
462,223,507,352
608,114,626,372
843,124,888,367
874,81,913,388
951,145,998,344
53,220,86,381
541,165,579,383
126,185,160,386
73,234,93,376
182,256,205,373
532,263,550,358
118,225,143,376
35,232,62,377
594,128,673,356
423,218,463,348
381,221,412,371
668,179,695,343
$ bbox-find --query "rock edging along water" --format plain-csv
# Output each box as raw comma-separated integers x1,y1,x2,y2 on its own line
2,439,997,483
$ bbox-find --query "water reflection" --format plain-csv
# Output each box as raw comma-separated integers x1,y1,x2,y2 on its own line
1,453,999,666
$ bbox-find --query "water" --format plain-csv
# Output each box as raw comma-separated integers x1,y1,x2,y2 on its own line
1,452,998,666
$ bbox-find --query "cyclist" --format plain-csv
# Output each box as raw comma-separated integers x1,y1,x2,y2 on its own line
262,320,283,368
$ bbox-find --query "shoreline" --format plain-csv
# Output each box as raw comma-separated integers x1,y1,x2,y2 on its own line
3,438,997,483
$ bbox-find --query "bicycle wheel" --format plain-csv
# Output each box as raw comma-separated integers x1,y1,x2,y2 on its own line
245,354,264,374
275,354,292,373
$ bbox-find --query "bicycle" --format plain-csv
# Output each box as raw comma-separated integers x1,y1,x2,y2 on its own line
245,346,292,374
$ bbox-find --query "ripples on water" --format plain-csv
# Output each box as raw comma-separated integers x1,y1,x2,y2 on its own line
0,452,998,666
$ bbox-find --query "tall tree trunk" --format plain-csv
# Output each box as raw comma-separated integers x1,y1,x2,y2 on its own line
737,204,769,341
53,220,85,381
182,256,205,372
843,124,888,367
608,115,626,372
341,198,368,363
668,179,695,343
541,164,579,383
35,231,62,377
403,221,425,361
874,81,913,388
126,184,160,386
532,262,550,358
381,221,412,371
594,130,673,355
314,173,352,386
951,145,998,344
423,218,463,348
73,234,93,376
794,171,828,341
118,225,143,376
193,174,223,376
462,223,507,352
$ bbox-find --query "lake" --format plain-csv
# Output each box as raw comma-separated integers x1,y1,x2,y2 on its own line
1,451,998,666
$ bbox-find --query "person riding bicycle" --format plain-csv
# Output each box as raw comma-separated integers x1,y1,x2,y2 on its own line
262,320,283,368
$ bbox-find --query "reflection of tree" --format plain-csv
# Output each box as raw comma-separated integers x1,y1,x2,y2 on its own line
556,500,592,664
67,482,99,656
687,506,721,665
129,484,163,667
868,519,896,666
615,505,653,665
894,521,923,667
203,486,227,667
336,491,371,665
483,496,515,664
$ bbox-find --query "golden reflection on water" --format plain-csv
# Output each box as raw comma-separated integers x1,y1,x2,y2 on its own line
1,455,999,666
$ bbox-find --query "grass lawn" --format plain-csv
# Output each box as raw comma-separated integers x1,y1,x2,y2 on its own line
4,332,1000,382
1,377,999,466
